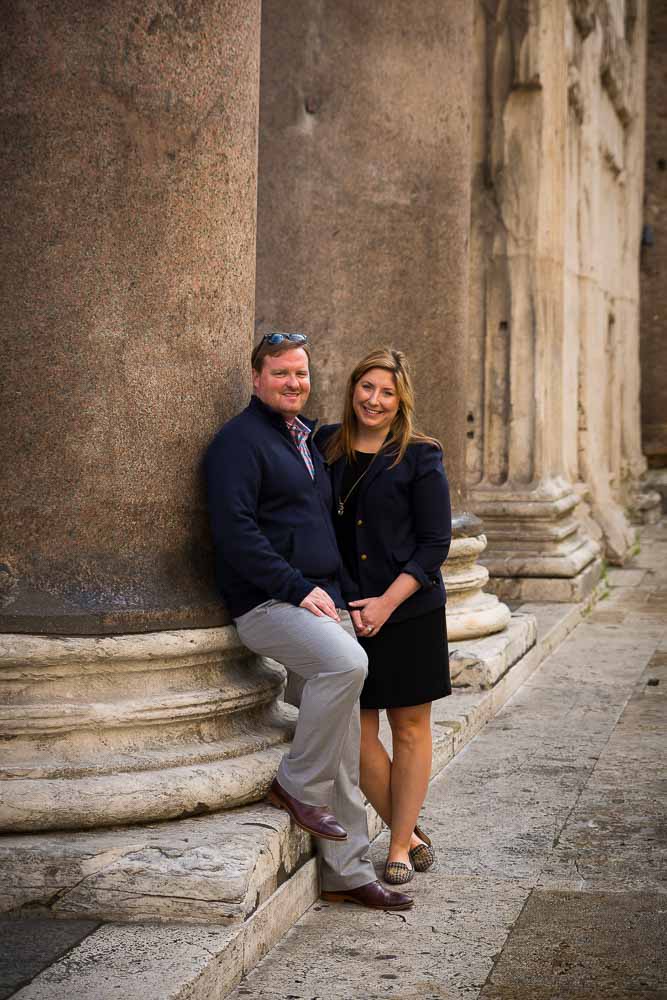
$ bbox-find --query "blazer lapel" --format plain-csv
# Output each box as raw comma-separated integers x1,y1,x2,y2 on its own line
357,448,393,502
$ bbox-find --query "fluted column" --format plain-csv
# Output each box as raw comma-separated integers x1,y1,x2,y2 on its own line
467,0,602,602
0,1,293,832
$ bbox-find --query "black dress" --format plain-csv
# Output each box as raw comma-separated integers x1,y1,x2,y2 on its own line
335,452,451,711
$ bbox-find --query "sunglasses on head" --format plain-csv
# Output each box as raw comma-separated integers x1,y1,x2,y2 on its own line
262,333,308,346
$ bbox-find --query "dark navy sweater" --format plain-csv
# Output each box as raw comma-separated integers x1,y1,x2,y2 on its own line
205,396,345,618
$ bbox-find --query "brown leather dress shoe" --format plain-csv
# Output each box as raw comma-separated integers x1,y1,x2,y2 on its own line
321,880,414,910
266,778,347,841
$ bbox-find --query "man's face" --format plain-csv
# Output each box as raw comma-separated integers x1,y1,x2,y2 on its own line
252,347,311,419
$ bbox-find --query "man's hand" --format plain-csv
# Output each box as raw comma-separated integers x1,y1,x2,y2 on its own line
348,595,394,637
300,587,340,621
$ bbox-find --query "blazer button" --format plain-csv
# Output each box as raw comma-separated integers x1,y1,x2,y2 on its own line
360,553,368,561
357,519,364,527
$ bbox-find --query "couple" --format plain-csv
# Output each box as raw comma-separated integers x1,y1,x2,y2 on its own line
206,333,452,911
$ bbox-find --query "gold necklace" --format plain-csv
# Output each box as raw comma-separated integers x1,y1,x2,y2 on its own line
336,450,379,516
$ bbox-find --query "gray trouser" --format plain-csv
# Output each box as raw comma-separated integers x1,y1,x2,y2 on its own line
234,601,376,891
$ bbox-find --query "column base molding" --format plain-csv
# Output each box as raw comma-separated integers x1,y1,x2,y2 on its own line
470,481,602,601
0,627,294,833
443,514,511,641
484,556,603,604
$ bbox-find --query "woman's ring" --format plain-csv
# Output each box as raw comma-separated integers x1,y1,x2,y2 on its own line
365,625,373,633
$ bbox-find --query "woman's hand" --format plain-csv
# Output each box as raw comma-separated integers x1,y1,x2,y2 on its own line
350,609,366,635
348,595,395,637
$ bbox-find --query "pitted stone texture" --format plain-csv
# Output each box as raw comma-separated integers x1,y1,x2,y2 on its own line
256,0,474,507
0,1,262,634
478,890,667,1000
0,804,312,923
0,916,99,1000
227,873,530,1000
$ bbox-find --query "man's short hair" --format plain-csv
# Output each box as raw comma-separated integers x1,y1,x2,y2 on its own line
251,334,311,372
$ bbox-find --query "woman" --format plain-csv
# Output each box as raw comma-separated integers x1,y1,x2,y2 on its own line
316,347,452,885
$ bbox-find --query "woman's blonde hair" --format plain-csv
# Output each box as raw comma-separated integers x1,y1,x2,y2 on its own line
324,347,441,468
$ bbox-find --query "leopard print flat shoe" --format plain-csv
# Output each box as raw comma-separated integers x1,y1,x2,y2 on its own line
384,860,415,885
409,825,436,873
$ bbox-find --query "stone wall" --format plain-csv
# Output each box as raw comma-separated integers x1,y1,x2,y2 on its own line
467,0,654,585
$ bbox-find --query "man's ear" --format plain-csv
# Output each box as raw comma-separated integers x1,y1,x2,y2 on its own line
251,367,260,392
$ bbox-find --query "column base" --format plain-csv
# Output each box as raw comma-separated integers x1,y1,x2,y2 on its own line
443,514,511,641
0,628,294,833
485,556,603,604
470,480,602,600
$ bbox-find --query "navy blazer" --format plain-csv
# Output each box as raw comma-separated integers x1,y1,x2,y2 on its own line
316,425,452,625
205,397,345,618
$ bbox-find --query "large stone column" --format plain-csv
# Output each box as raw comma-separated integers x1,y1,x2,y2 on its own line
256,0,509,642
0,1,294,832
467,0,602,602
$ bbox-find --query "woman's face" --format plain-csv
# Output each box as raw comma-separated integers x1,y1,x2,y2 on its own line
352,367,400,435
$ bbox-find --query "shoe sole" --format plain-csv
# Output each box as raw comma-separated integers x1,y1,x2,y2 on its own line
321,891,414,910
267,790,348,841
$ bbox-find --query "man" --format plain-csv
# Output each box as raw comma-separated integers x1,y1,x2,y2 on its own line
206,332,412,910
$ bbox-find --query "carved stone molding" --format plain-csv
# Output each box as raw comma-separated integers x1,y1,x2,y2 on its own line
442,513,511,641
471,481,602,602
0,628,294,833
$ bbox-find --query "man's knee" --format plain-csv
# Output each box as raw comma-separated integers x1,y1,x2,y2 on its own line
326,639,368,691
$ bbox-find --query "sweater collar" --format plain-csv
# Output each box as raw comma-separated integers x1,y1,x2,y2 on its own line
249,394,317,432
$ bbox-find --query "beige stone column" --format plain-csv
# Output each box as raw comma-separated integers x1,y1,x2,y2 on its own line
0,1,294,832
256,0,509,642
467,0,602,602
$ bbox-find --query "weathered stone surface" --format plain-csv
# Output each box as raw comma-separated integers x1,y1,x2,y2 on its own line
486,556,603,603
233,874,530,1000
0,1,262,634
448,613,536,689
479,889,667,1000
0,628,295,832
256,0,474,509
0,804,311,923
0,916,98,1000
443,530,512,641
468,0,649,575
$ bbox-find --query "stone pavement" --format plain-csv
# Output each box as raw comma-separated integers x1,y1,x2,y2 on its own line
2,523,665,999
224,523,667,1000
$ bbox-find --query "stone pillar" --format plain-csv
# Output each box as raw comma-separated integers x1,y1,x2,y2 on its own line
467,0,602,602
256,0,508,641
569,0,659,545
640,0,667,510
0,1,293,832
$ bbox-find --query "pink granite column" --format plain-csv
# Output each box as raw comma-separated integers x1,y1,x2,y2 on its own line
0,2,296,833
1,1,260,634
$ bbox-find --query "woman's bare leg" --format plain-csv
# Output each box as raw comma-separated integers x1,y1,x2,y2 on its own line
386,702,432,866
359,708,393,825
